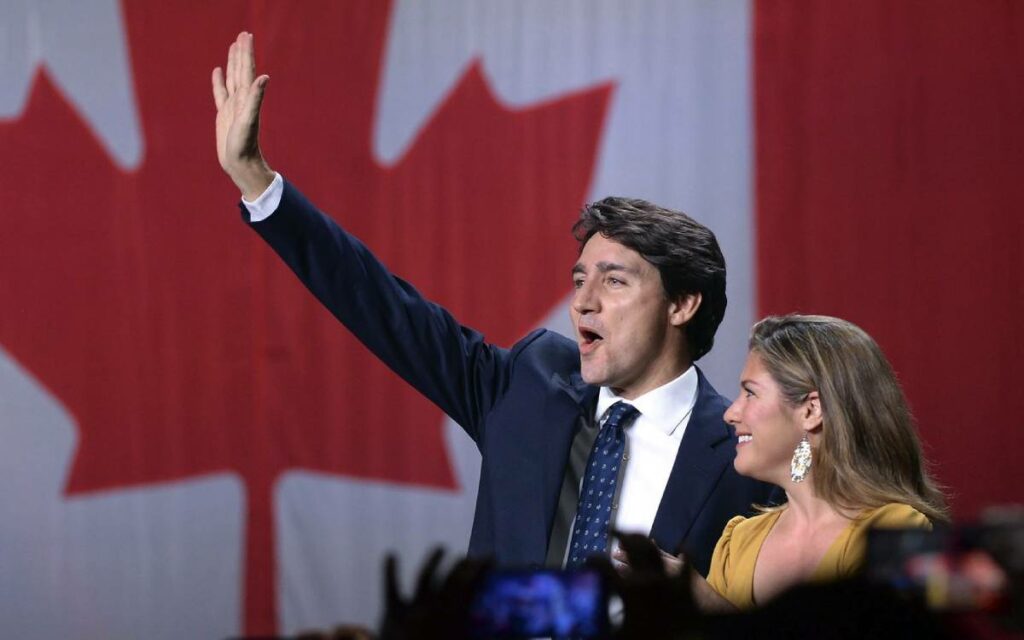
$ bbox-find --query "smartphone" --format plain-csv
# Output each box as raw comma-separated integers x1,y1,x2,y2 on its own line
466,568,609,638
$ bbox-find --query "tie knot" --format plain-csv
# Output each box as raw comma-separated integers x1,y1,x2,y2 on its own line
604,401,639,429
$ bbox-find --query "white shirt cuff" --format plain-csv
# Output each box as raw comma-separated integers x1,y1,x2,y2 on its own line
242,172,284,222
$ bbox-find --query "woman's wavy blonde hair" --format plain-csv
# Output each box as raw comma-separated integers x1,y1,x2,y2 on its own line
750,314,948,523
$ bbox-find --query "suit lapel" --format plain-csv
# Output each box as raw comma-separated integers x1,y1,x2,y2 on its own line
536,373,599,551
552,371,599,409
547,372,599,494
649,368,734,552
492,371,598,565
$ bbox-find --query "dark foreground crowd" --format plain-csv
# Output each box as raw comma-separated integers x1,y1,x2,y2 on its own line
283,523,1023,640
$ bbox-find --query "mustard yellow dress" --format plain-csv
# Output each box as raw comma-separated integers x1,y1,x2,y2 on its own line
706,503,930,609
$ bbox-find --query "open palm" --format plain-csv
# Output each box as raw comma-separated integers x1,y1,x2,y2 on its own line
212,31,272,199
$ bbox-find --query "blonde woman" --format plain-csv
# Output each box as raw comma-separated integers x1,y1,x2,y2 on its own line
686,315,948,610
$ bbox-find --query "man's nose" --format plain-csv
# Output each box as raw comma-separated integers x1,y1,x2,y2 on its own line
572,280,599,315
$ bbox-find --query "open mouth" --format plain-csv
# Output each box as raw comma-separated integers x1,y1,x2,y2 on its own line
578,328,604,354
737,434,752,445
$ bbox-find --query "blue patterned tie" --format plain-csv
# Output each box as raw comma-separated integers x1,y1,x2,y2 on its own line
565,401,639,569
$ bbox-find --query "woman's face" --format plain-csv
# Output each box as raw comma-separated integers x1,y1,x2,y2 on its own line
725,351,807,485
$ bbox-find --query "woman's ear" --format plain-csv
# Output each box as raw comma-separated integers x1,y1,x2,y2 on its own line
802,391,823,433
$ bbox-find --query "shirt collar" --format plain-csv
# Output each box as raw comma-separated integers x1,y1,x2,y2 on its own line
595,366,699,436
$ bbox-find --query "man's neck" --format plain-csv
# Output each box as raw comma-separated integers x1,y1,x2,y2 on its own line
597,365,699,432
609,358,693,400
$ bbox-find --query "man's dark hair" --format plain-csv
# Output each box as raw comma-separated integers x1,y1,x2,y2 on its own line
572,197,727,361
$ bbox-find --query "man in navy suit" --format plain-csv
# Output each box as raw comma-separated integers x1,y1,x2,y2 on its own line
212,32,775,576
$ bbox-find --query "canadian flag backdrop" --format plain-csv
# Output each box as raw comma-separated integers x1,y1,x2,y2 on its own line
0,1,1020,637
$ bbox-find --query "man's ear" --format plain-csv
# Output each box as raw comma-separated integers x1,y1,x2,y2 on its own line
668,292,701,327
801,391,823,433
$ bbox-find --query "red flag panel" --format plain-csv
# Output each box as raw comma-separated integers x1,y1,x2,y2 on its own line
756,0,1024,517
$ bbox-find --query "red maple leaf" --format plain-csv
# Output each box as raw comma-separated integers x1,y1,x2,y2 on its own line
0,1,611,634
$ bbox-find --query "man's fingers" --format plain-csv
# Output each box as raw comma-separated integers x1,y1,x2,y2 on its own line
226,41,238,95
212,67,227,110
240,32,255,89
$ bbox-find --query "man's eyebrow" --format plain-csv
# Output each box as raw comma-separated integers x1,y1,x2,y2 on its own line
572,261,639,276
741,379,761,388
596,261,637,274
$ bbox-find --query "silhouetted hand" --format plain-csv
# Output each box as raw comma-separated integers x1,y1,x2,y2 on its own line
378,548,490,640
589,532,697,639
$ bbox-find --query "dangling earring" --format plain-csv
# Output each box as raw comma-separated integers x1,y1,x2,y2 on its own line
790,434,812,483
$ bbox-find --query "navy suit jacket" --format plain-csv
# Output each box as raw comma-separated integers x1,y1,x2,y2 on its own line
244,180,778,576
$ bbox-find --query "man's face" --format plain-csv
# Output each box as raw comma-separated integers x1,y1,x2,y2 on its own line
570,234,688,399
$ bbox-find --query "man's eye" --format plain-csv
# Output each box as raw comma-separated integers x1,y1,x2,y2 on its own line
573,279,584,289
608,277,623,286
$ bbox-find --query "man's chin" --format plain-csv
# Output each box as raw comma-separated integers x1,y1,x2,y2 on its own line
578,365,608,387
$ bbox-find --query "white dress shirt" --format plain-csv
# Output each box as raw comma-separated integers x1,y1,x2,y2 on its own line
593,366,699,547
242,172,284,221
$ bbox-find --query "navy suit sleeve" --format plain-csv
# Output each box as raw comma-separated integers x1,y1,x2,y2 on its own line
242,179,513,444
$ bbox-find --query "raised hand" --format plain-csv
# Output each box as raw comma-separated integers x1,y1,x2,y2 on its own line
379,548,489,640
590,533,697,638
613,541,685,577
211,31,274,200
